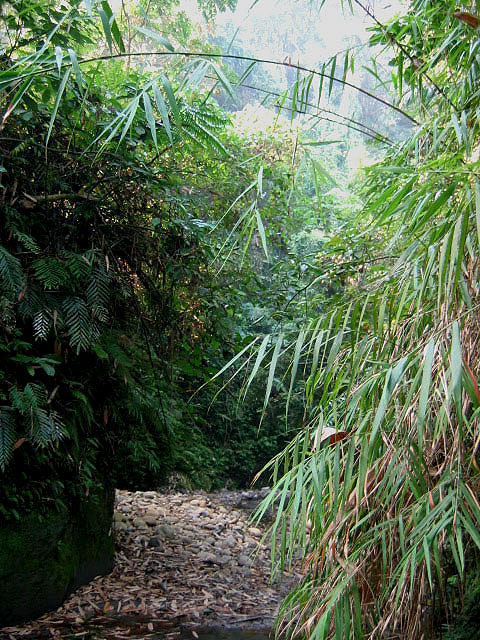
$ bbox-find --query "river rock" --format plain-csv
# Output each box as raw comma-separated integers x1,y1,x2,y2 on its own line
198,551,216,563
224,535,236,548
237,554,251,567
133,518,148,529
148,535,163,548
113,512,127,522
143,491,157,499
156,524,176,539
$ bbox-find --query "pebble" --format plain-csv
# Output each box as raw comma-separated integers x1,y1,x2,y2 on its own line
148,535,163,548
198,551,216,563
143,491,157,499
224,535,236,548
134,535,148,546
237,554,251,567
133,518,148,529
156,524,176,538
190,498,206,506
113,512,127,522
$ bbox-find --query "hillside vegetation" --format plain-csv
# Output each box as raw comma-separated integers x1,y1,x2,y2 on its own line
1,0,480,638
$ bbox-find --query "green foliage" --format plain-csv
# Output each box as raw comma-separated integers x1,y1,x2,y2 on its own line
0,0,327,518
242,2,480,639
442,567,480,640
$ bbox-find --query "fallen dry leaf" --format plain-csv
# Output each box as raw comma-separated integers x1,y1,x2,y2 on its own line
1,489,301,640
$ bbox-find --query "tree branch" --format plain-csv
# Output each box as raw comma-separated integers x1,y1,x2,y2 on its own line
352,0,457,111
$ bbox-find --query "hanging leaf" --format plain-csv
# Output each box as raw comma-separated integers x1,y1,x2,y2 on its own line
45,68,71,146
143,91,158,151
152,80,173,143
100,1,125,53
135,26,174,51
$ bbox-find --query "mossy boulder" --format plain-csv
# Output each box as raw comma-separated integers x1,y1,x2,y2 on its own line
0,486,115,626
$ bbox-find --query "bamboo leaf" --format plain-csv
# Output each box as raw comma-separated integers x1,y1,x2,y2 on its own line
417,339,435,448
451,321,463,424
143,90,158,151
205,338,259,385
243,334,270,397
161,74,182,130
98,7,113,54
286,330,305,419
262,333,284,421
101,1,125,53
119,95,140,144
152,80,173,143
46,68,72,147
254,207,269,260
211,61,235,99
54,46,63,76
135,26,174,51
68,48,83,92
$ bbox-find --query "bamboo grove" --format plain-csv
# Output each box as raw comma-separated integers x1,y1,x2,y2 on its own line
253,2,480,638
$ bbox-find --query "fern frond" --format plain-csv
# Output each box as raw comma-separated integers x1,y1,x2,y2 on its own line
32,257,69,289
32,308,52,340
63,251,91,281
0,296,15,332
86,265,110,309
13,231,41,255
21,383,44,409
90,304,109,323
18,283,45,318
0,246,24,297
88,319,101,345
98,330,133,369
9,386,31,414
0,409,15,470
31,407,65,446
62,296,91,352
8,384,65,448
187,103,230,129
179,103,230,155
13,230,40,255
71,390,95,427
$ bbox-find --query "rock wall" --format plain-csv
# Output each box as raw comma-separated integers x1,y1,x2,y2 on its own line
0,486,115,626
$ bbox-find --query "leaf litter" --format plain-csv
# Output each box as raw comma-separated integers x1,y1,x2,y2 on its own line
1,489,301,640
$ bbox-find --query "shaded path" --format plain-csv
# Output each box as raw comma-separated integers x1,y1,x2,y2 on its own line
2,490,300,639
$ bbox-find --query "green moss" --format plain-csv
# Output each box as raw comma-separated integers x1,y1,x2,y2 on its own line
0,486,114,626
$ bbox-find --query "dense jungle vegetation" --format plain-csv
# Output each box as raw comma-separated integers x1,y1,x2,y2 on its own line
2,0,480,638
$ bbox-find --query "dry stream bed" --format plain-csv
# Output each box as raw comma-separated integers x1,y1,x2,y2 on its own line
1,490,300,640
